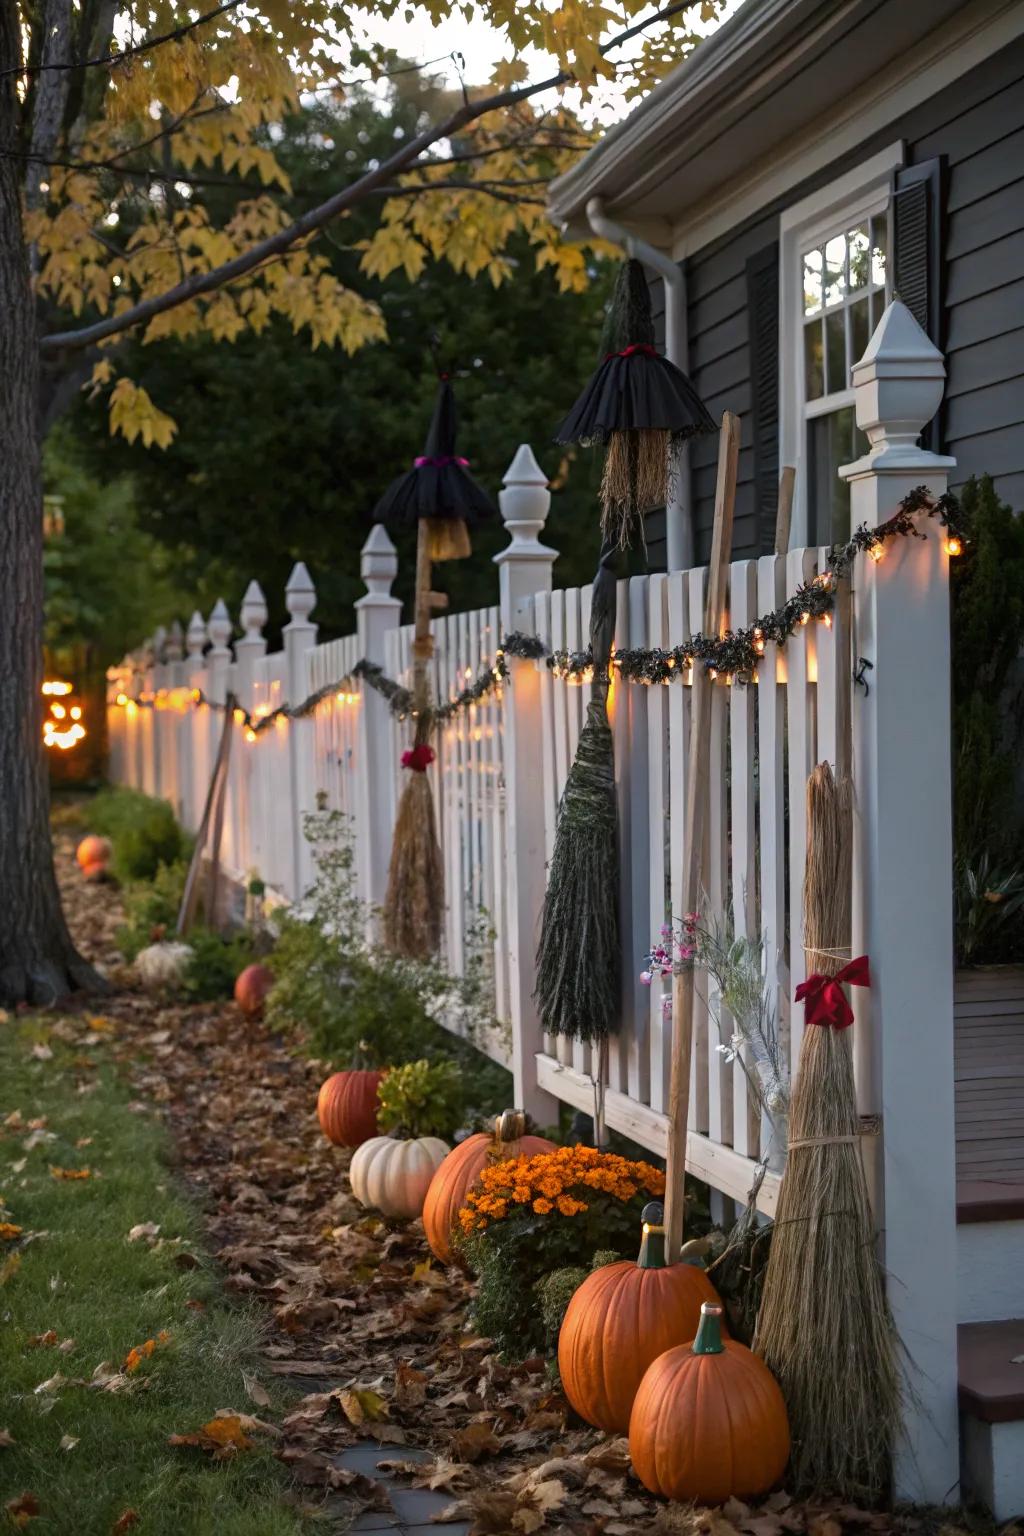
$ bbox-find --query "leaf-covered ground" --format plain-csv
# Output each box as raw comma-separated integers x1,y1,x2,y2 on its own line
3,828,1014,1536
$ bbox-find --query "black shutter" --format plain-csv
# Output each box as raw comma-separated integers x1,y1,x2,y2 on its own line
892,158,945,448
893,158,945,344
746,243,780,555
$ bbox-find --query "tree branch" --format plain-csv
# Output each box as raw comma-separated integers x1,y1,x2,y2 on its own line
38,0,695,355
2,0,247,77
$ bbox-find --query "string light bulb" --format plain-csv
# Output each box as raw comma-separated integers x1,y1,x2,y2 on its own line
753,630,766,655
945,535,963,557
799,611,810,626
868,542,885,563
822,612,833,628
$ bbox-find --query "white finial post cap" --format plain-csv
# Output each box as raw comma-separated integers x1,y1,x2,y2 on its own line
285,561,316,624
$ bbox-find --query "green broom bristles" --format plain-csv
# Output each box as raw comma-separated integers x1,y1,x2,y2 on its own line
535,699,619,1041
755,764,900,1502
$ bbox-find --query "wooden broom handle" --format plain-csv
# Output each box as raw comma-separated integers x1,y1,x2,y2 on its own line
664,411,741,1261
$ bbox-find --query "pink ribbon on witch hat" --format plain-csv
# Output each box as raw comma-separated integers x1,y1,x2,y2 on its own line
795,955,871,1029
414,454,469,468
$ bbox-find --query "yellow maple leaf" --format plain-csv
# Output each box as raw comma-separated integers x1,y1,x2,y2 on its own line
108,380,178,450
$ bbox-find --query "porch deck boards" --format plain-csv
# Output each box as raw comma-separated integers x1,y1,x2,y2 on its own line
955,969,1024,1183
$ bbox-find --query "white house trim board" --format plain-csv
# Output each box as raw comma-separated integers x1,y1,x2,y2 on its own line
667,0,1024,264
779,143,904,548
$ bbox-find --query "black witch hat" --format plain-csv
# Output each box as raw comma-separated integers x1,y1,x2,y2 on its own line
373,372,496,562
555,259,716,549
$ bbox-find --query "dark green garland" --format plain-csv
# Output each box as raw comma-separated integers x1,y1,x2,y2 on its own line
116,488,964,731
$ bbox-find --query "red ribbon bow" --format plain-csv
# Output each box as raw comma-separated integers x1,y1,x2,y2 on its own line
795,955,871,1029
401,744,436,773
605,342,659,360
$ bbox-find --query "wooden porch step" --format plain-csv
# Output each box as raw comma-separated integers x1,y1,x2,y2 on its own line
958,1319,1024,1423
957,1179,1024,1223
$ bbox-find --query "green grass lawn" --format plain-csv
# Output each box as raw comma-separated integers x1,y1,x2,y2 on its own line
0,1013,307,1536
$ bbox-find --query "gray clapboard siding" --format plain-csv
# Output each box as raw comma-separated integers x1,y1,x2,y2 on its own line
947,180,1024,261
642,36,1024,571
946,379,1024,440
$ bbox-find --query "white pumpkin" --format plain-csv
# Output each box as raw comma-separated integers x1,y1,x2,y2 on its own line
349,1135,449,1218
134,941,192,991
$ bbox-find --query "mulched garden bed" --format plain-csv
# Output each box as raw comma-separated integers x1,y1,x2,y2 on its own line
48,827,1007,1536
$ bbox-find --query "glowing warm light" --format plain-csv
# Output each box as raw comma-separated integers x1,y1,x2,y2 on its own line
116,692,128,707
244,728,257,743
51,702,67,719
233,708,246,724
753,631,766,655
799,611,810,626
868,542,885,563
42,680,72,696
822,612,833,628
945,535,963,557
464,666,473,680
191,688,201,702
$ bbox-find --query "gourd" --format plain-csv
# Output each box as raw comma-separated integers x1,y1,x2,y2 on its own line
349,1134,449,1219
422,1109,555,1265
317,1069,386,1149
629,1301,790,1504
558,1201,724,1433
76,835,112,875
134,941,192,991
234,963,274,1020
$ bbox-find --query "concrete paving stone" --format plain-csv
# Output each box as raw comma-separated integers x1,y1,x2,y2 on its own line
387,1486,456,1523
401,1526,472,1536
349,1513,400,1532
333,1442,433,1477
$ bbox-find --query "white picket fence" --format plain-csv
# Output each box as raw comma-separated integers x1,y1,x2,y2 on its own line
107,302,962,1503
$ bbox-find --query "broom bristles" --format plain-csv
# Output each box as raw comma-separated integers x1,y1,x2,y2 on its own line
535,701,619,1041
600,430,669,548
755,763,900,1502
383,770,443,959
427,518,472,562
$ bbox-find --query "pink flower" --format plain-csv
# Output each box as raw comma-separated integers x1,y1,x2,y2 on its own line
639,971,652,986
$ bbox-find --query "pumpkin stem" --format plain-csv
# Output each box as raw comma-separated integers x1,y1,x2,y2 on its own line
495,1108,526,1144
691,1301,726,1355
637,1200,666,1269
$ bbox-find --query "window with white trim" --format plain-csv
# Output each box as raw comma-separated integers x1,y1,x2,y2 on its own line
779,144,903,547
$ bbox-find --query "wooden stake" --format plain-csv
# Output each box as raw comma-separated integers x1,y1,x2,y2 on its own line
664,412,740,1260
775,465,795,556
176,694,235,936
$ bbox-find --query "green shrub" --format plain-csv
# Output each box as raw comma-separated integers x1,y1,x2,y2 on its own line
376,1058,464,1140
266,807,512,1115
88,786,188,882
536,1265,587,1351
952,475,1024,962
183,926,257,1002
116,860,188,960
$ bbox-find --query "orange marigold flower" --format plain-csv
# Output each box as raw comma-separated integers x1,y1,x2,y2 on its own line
532,1197,553,1215
0,1222,22,1241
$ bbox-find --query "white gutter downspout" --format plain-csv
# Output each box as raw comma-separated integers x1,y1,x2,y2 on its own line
586,196,693,572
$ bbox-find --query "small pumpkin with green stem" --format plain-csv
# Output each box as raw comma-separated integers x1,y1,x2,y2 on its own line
629,1300,790,1503
349,1059,461,1219
558,1201,724,1433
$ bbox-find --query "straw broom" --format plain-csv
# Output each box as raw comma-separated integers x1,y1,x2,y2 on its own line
755,762,900,1501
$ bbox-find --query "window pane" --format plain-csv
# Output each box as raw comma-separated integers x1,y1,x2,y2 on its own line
824,234,846,306
803,247,823,315
849,224,870,290
870,214,887,287
808,405,855,544
826,308,847,394
804,321,824,400
850,295,870,365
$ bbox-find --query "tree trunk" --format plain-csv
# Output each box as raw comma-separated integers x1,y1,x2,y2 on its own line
0,3,98,1005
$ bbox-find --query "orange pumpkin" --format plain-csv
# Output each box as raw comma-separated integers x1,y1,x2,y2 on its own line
82,859,108,883
317,1069,386,1149
76,834,111,872
422,1109,555,1265
558,1201,725,1433
629,1301,790,1504
234,963,274,1020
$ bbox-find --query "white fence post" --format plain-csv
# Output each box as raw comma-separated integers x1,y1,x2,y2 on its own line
182,611,207,834
494,445,559,1123
283,562,318,900
234,580,268,881
355,525,402,918
840,299,959,1504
